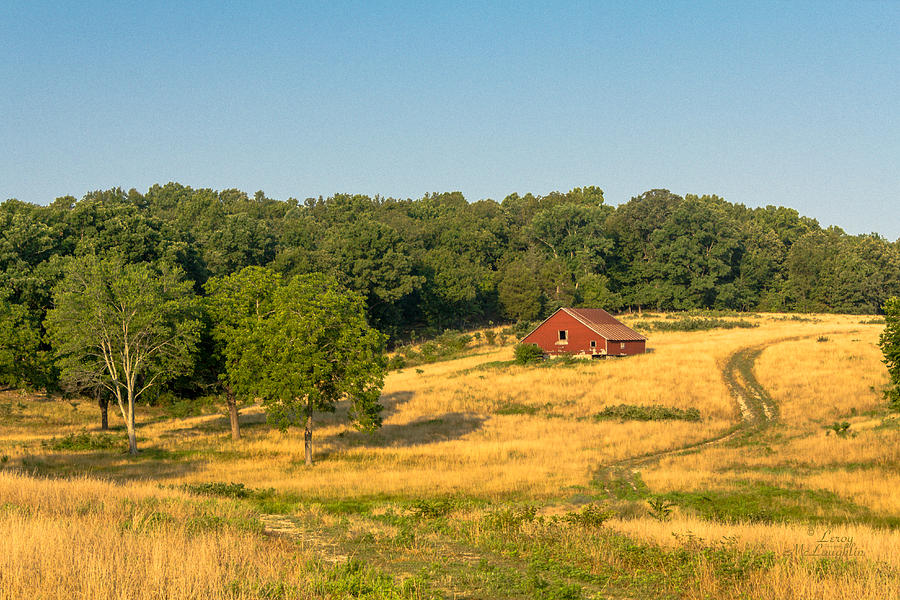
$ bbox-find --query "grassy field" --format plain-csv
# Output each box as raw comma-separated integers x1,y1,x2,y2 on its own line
1,313,897,599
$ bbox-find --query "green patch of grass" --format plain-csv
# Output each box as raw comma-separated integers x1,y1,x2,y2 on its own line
313,559,438,599
593,404,701,422
410,496,471,518
592,468,651,501
495,401,550,416
660,481,900,528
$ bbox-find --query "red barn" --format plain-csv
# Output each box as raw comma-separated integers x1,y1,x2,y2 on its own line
519,307,646,357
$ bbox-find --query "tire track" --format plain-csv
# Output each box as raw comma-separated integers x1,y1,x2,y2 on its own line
596,333,835,475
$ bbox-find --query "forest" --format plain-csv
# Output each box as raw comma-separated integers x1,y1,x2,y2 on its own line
1,183,898,394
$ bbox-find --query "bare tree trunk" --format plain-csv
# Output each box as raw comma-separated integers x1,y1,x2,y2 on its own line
304,400,313,466
226,385,240,441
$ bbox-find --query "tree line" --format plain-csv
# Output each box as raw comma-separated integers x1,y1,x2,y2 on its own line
1,183,898,400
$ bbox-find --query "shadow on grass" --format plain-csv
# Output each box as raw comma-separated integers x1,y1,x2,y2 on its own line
159,391,417,439
16,443,210,482
332,411,485,449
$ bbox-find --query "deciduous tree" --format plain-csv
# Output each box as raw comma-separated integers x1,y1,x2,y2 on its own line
880,297,900,408
205,266,282,440
45,255,200,454
242,273,387,465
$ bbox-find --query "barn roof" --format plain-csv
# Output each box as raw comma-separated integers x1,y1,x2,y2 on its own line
520,307,646,342
563,308,646,341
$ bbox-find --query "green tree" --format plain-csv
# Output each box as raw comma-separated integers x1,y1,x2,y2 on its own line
497,251,544,321
0,296,45,389
646,195,742,309
205,266,283,440
319,219,422,333
45,255,200,454
242,273,387,465
880,297,900,408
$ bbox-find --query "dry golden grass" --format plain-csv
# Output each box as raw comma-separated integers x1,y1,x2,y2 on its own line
1,313,890,503
0,471,320,600
1,313,898,598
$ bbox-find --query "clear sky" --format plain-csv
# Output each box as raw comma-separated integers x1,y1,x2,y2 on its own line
2,1,898,239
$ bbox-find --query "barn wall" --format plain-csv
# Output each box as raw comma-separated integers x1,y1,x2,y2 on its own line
607,339,646,356
521,311,608,355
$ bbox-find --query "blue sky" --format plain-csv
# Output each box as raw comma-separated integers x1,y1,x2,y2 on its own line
2,1,898,238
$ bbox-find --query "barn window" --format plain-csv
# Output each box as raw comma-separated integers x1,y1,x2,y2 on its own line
620,342,626,350
590,340,596,348
558,330,567,341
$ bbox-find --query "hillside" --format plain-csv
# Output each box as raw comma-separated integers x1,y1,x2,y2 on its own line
1,315,897,599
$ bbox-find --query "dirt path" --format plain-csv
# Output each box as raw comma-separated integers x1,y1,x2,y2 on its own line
721,344,779,425
598,334,826,473
598,329,862,479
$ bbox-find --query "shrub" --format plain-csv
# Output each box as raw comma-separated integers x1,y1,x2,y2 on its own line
647,497,675,521
388,330,474,369
484,330,497,345
593,404,701,422
633,318,757,332
563,503,614,528
824,421,855,438
43,431,123,451
514,343,544,365
387,355,407,370
181,481,251,499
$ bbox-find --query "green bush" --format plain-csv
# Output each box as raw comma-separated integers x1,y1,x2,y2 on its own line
647,497,675,521
860,317,885,325
388,330,474,370
386,355,407,370
180,481,251,499
593,404,701,422
633,318,757,332
514,343,544,365
43,431,123,451
563,503,614,528
824,421,855,438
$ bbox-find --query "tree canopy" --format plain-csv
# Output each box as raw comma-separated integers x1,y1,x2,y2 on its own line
0,183,897,395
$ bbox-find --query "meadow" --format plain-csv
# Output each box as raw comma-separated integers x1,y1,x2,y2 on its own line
1,313,897,599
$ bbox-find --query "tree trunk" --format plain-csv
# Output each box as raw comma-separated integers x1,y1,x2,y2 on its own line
304,400,313,466
226,385,241,441
95,388,109,430
99,396,109,430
